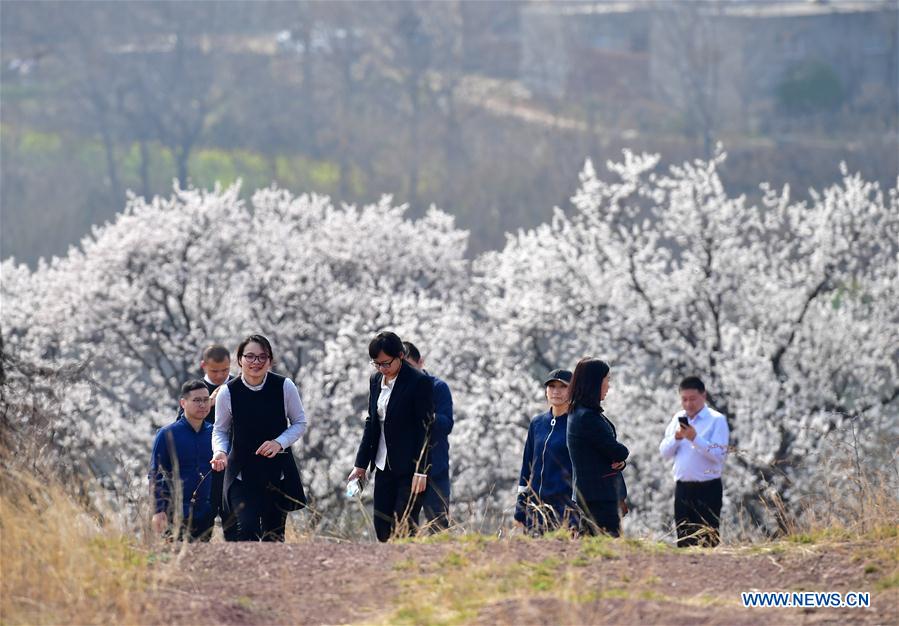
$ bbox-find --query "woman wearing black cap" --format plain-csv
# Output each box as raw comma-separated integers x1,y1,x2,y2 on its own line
514,369,578,533
566,357,629,536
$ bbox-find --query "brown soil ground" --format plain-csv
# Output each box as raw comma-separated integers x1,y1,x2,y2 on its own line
138,537,898,626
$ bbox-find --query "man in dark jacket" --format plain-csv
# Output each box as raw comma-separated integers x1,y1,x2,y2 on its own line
403,341,453,530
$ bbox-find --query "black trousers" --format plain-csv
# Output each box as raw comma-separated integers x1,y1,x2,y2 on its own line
579,499,620,537
520,493,579,534
210,470,240,541
167,511,214,542
421,473,451,531
675,478,722,547
228,478,289,542
373,467,423,543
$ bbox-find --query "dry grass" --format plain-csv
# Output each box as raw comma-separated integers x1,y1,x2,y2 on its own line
380,534,675,625
793,484,899,544
0,468,160,625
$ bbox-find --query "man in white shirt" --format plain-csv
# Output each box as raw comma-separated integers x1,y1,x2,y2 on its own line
659,376,729,547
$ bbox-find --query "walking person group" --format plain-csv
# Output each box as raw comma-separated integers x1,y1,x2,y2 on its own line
151,336,309,542
149,331,454,543
149,333,728,545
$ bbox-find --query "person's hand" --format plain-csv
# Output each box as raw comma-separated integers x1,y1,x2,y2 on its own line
674,425,686,440
611,461,626,471
682,424,697,441
411,473,427,495
209,386,222,402
211,451,227,471
347,467,367,482
514,493,529,526
151,512,168,534
256,440,283,457
619,499,629,517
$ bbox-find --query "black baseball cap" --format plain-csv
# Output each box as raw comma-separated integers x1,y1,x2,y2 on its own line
542,369,572,386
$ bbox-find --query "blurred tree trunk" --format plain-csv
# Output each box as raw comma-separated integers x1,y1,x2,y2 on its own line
396,8,430,212
138,138,151,199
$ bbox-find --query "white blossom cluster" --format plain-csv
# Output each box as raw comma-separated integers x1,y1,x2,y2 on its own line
2,151,896,536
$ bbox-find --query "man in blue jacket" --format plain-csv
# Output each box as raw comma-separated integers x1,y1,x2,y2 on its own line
403,341,453,530
149,380,217,541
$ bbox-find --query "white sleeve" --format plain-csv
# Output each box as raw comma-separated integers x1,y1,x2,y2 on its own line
659,416,681,459
213,385,233,454
274,378,308,450
691,417,730,463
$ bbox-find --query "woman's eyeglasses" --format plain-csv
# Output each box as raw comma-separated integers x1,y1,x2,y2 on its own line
242,353,270,364
370,357,396,370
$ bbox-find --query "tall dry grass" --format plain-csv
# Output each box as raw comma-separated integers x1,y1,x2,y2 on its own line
0,467,158,625
761,424,899,544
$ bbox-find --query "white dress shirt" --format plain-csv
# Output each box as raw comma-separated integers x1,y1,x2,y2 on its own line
374,375,395,471
659,405,729,482
212,372,308,454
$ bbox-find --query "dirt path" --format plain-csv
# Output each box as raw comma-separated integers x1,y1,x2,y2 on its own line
139,537,897,625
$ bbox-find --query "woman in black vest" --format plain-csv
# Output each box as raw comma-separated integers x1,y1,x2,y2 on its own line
347,331,434,542
210,335,307,541
566,357,629,537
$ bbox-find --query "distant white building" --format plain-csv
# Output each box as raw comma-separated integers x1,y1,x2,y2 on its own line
521,0,898,133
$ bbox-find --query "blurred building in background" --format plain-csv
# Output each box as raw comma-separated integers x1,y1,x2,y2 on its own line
521,1,897,140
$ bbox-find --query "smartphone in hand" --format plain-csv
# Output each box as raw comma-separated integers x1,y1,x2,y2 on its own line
678,415,689,428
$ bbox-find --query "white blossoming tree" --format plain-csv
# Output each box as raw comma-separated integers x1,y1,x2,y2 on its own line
2,185,254,500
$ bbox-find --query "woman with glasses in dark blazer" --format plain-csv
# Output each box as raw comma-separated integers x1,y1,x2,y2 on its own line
566,357,629,537
347,331,434,542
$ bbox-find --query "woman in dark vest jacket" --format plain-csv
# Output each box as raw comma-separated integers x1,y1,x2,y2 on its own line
566,357,629,537
347,331,434,542
210,334,307,541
